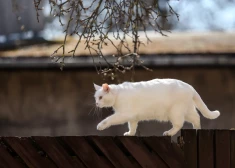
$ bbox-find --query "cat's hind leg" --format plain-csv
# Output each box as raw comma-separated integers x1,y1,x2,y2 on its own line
124,121,138,136
185,107,201,129
163,104,186,136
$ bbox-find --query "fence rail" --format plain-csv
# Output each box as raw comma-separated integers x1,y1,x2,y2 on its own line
0,129,234,168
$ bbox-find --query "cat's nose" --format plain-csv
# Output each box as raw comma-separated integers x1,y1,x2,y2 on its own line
96,103,99,106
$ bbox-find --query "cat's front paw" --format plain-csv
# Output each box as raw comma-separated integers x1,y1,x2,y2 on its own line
124,131,135,136
97,121,108,131
163,131,172,136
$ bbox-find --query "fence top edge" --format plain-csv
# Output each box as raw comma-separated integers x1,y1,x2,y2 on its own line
1,129,234,138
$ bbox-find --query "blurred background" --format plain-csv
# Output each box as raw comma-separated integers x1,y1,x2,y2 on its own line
0,0,234,138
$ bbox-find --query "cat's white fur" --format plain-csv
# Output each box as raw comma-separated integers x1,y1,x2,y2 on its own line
93,79,220,136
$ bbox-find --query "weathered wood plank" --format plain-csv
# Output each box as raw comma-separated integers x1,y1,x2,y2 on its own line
181,129,197,168
3,137,56,168
171,142,184,167
1,132,234,168
33,136,85,168
118,136,167,168
197,130,214,168
61,136,113,168
230,130,235,168
90,136,136,168
0,140,26,168
143,136,183,168
215,130,230,168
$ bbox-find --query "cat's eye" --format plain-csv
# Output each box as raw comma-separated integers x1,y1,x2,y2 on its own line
99,96,102,100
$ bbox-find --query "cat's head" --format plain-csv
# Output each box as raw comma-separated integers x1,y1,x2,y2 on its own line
94,83,115,108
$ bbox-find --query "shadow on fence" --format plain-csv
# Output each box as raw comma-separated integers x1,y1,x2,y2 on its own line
0,129,234,168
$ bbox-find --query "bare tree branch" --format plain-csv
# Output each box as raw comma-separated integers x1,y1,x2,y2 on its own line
34,0,178,79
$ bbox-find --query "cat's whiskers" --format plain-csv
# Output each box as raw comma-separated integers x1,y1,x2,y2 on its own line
88,105,96,116
87,91,99,116
94,106,98,116
88,102,101,119
94,106,100,117
96,107,101,118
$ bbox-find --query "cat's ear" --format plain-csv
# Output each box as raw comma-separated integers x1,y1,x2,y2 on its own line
94,83,101,91
102,83,110,92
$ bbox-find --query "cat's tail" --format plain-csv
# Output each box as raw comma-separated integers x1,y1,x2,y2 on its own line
193,90,220,119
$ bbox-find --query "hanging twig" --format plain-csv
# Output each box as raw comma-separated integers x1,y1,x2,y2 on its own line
34,0,178,80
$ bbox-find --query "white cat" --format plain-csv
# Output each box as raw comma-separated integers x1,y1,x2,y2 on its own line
93,79,220,136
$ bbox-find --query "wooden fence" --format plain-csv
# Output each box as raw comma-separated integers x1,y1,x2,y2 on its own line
0,129,234,168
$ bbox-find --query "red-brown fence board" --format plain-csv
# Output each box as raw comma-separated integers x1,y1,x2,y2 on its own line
118,136,165,168
143,136,183,168
198,130,214,168
215,130,231,168
90,136,137,168
0,129,234,168
61,136,113,168
3,137,56,168
231,131,235,168
0,141,26,168
33,136,85,168
181,129,197,168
